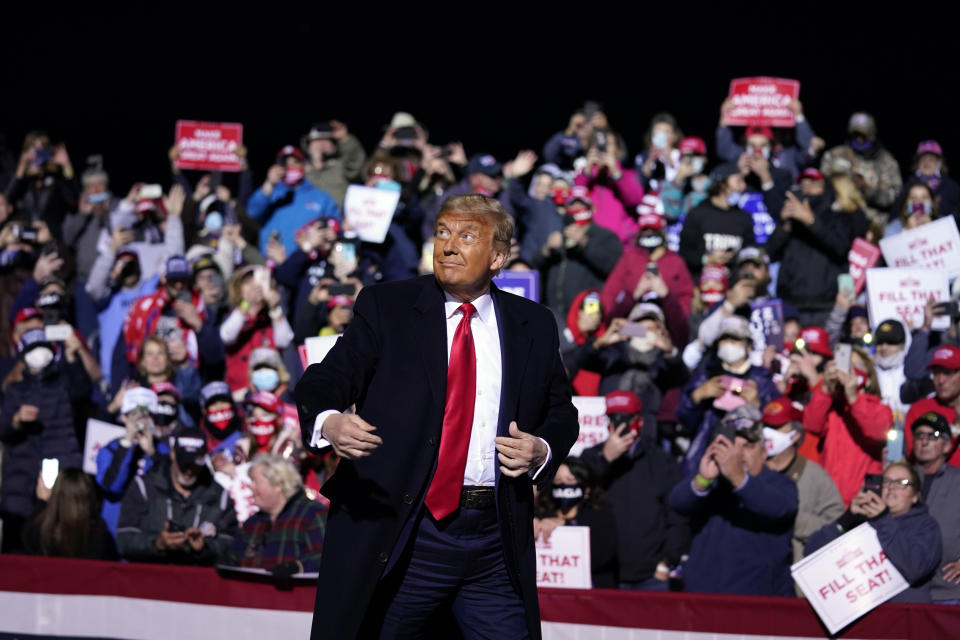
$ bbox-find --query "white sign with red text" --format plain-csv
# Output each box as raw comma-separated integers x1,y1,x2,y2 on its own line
536,526,592,589
865,268,949,331
82,419,126,475
792,523,908,634
569,396,609,457
879,217,960,279
344,185,400,243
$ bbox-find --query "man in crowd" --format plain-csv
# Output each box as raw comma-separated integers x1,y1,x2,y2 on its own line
910,412,960,603
904,345,960,466
116,425,237,564
670,405,798,596
580,391,689,590
301,121,367,207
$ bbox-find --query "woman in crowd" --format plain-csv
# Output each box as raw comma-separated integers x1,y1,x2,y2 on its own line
23,468,116,560
805,462,941,603
884,180,939,238
535,457,618,588
107,336,202,421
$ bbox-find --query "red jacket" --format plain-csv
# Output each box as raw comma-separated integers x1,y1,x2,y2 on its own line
803,388,892,506
904,397,960,466
601,247,694,320
122,289,205,364
224,309,278,391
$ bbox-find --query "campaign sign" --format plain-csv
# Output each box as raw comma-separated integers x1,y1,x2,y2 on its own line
304,335,341,366
865,268,949,331
493,271,540,302
750,299,785,352
174,121,243,172
569,396,609,457
848,238,882,296
878,217,960,279
792,524,908,634
82,419,126,475
344,185,400,243
536,526,592,589
726,77,800,128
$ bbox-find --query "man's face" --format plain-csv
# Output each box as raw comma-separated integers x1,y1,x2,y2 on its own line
881,466,918,517
745,134,771,158
799,178,825,196
738,436,766,476
468,173,500,195
932,366,960,403
875,342,903,359
533,173,552,201
165,277,190,300
917,154,941,177
849,317,869,340
433,212,506,301
912,426,949,465
739,261,769,289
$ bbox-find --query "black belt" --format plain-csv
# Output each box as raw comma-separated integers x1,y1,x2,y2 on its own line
460,485,495,509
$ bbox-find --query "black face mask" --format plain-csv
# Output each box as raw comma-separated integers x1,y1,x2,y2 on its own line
154,401,179,427
637,233,664,250
552,483,584,513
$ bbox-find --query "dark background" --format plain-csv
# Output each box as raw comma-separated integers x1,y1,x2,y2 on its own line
4,9,954,191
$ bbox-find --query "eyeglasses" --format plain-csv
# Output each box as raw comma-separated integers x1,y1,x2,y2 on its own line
882,478,913,490
915,430,947,443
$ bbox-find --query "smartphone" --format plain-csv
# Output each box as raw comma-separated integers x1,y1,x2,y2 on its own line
837,274,855,296
834,343,852,372
933,301,959,317
327,283,357,297
714,420,737,444
619,322,647,338
253,266,270,291
337,242,357,264
886,426,905,462
44,324,72,342
864,473,883,496
139,184,163,200
645,262,659,276
41,458,59,490
166,520,186,533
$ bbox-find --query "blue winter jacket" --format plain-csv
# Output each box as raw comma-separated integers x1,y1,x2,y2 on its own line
246,181,340,255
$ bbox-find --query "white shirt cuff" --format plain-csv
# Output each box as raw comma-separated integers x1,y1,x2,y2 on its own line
529,437,552,480
310,410,337,449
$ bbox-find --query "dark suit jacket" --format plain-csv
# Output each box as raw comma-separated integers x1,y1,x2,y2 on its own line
296,274,579,639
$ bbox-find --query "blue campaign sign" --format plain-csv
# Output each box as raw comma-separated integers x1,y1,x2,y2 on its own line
750,299,785,351
494,271,540,302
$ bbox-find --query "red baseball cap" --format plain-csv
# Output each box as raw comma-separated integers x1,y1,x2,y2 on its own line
762,397,803,427
277,145,305,162
637,212,665,231
245,390,280,414
150,381,181,400
798,327,833,358
797,168,824,183
927,346,960,371
605,390,642,415
12,307,41,334
745,125,774,141
678,136,707,156
565,185,594,208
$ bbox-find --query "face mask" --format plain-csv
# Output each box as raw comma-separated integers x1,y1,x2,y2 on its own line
175,470,198,488
651,131,669,149
763,427,796,457
726,191,742,207
251,368,280,391
630,333,658,353
551,187,570,205
473,185,496,197
205,407,237,437
204,212,224,232
249,417,278,447
88,192,110,204
24,347,54,371
283,168,304,185
154,401,179,427
875,349,905,370
690,157,705,174
691,176,711,192
372,177,402,192
908,201,932,216
637,233,664,249
552,483,584,512
849,138,873,154
701,285,726,305
718,342,747,364
749,146,771,160
853,367,868,389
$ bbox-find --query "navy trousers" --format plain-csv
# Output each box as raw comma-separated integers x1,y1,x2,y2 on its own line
374,506,529,640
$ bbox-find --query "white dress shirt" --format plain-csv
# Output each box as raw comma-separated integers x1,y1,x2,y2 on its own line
310,289,550,484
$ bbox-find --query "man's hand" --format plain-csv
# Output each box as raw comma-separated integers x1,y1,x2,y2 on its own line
726,278,756,308
164,184,185,218
713,434,744,486
13,404,39,429
323,413,383,459
942,560,960,584
266,235,286,264
110,227,134,252
32,251,63,283
602,423,637,463
698,441,720,481
503,150,537,179
184,527,205,552
562,223,588,248
705,249,735,266
784,191,815,225
542,231,563,254
173,300,202,331
155,521,187,551
495,421,547,477
594,318,627,349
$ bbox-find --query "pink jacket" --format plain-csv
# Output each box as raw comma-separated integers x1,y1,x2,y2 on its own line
574,164,645,246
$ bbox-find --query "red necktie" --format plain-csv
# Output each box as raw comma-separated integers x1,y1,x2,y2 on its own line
425,302,477,520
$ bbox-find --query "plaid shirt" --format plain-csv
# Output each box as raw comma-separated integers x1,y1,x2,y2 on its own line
231,492,327,571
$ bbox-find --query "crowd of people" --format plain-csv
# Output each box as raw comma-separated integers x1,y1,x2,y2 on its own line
1,99,959,605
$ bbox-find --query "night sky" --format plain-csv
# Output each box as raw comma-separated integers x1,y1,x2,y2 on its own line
5,9,955,191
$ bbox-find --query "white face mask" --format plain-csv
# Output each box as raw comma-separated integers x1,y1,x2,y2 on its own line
726,191,742,207
24,347,54,371
717,343,746,364
690,157,705,174
651,130,669,149
763,427,796,457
